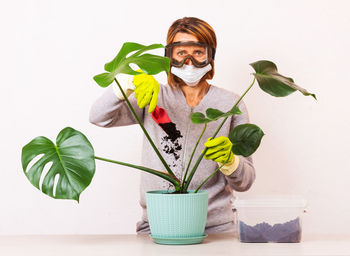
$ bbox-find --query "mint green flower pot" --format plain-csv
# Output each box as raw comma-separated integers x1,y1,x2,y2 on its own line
146,190,208,245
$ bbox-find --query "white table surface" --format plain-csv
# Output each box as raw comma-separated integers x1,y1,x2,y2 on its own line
1,234,350,256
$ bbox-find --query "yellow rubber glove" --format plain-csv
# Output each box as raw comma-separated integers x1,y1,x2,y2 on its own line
132,69,159,113
204,136,234,163
204,136,239,176
203,136,239,176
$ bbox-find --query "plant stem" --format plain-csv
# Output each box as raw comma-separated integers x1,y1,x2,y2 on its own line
113,78,177,180
184,77,256,191
95,156,180,189
180,123,207,192
194,162,227,193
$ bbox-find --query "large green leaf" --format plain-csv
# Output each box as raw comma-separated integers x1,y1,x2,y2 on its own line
129,54,170,75
93,72,117,88
250,60,316,100
129,43,165,59
229,124,264,157
94,42,170,88
21,127,95,202
104,42,145,72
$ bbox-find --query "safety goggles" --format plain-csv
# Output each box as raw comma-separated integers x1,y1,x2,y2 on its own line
165,41,215,68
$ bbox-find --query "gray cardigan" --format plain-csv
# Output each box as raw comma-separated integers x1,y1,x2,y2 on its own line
89,83,256,234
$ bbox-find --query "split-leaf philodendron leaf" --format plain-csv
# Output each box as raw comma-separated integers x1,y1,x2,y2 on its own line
250,60,316,100
93,42,170,88
191,107,242,124
229,124,264,157
21,127,95,202
190,112,210,124
206,107,242,120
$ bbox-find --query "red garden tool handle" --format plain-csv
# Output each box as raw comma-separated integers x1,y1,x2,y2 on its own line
151,105,171,124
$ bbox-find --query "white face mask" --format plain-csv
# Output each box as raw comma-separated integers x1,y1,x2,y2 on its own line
171,64,212,87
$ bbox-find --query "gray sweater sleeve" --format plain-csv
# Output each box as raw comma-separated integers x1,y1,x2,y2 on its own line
89,86,144,127
224,100,256,192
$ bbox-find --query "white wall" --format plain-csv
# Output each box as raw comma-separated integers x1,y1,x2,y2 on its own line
1,0,349,235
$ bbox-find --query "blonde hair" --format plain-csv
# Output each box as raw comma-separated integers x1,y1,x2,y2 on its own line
166,17,217,88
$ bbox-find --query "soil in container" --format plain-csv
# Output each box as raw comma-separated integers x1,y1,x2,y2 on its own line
238,217,302,243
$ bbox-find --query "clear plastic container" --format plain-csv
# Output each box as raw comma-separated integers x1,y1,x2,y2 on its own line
234,195,307,243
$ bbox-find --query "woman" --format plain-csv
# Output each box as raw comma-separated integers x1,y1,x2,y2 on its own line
89,17,255,234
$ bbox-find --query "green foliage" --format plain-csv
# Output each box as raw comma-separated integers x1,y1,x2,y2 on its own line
190,112,210,124
21,40,316,198
93,42,170,88
250,60,316,100
93,72,116,88
228,124,265,157
191,107,241,124
21,127,95,202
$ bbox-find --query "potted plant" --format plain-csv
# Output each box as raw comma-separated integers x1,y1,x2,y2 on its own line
21,42,316,245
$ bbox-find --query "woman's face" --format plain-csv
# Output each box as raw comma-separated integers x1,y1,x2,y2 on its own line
172,32,206,66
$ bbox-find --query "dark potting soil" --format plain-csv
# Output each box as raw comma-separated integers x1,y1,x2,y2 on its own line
238,217,301,243
160,122,183,164
159,122,182,142
162,142,182,161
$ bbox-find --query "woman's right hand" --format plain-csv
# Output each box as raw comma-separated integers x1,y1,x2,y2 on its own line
133,69,159,113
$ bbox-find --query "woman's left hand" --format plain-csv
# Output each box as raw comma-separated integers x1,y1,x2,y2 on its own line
203,136,234,163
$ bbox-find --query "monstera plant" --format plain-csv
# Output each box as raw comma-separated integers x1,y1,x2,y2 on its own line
21,42,316,202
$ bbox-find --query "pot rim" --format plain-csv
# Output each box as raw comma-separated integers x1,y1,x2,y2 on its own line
146,190,208,195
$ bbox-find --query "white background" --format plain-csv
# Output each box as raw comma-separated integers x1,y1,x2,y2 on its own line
0,0,349,235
